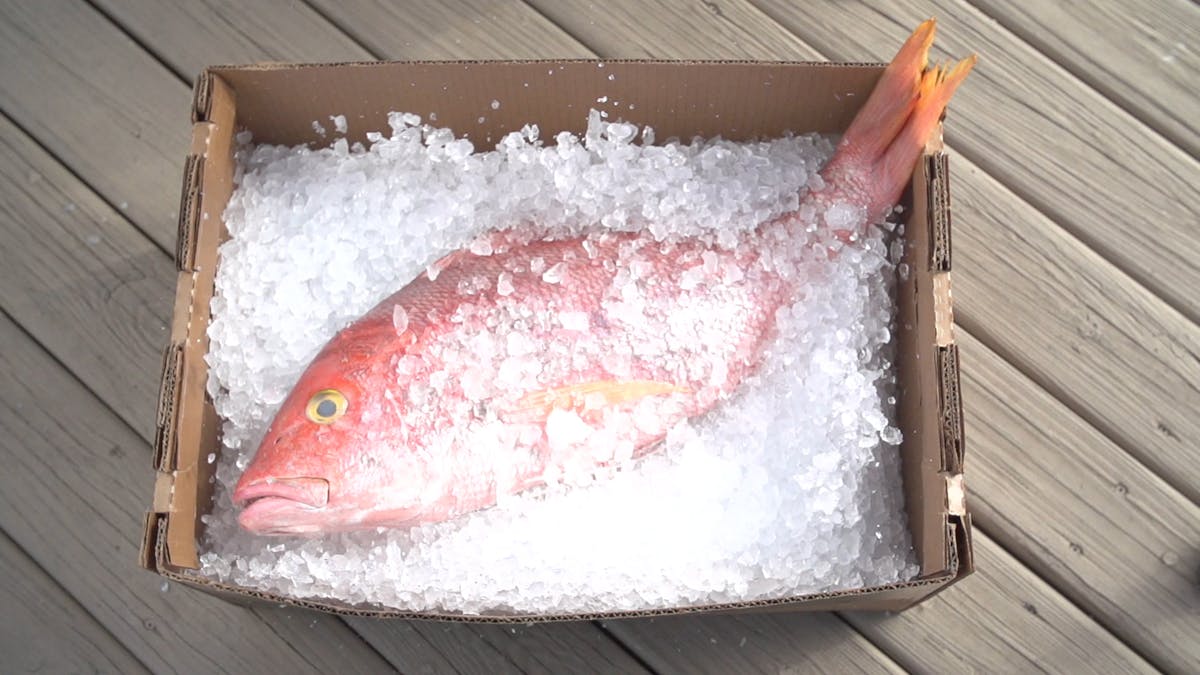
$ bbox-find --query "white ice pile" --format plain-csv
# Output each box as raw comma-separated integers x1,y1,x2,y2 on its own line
198,110,919,614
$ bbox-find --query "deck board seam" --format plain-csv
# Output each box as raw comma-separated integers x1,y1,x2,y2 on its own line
81,0,194,87
0,527,153,673
957,312,1198,508
729,0,1200,499
742,0,1200,328
298,0,385,60
19,7,412,670
0,109,174,260
962,0,1199,158
15,2,1188,668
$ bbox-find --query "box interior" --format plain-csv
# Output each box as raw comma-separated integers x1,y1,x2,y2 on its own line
144,60,971,619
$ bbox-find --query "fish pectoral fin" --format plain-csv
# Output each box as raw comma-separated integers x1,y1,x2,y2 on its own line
501,379,690,422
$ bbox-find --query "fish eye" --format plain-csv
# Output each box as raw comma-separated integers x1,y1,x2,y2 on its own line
306,389,348,425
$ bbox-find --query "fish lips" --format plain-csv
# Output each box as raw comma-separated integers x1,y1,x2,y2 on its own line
234,476,331,535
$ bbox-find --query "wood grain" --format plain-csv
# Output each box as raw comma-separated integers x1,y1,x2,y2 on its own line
843,534,1156,674
5,0,1197,671
517,2,1198,670
0,312,397,674
0,112,171,440
958,330,1200,673
948,163,1200,504
0,0,189,251
8,3,653,673
968,0,1200,156
0,529,150,675
347,620,652,674
531,0,1200,512
308,0,592,59
529,0,814,59
92,0,370,78
603,612,903,674
751,0,1200,323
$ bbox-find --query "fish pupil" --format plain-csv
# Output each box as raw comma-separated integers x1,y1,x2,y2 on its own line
316,399,337,418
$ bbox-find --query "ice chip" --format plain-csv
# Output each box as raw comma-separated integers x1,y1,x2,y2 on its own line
392,305,409,335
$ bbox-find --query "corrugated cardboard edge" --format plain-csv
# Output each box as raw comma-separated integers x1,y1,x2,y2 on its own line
925,146,971,581
141,73,237,571
147,516,959,620
143,60,973,616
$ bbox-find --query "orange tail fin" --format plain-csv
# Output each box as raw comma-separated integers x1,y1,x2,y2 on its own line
875,53,976,204
824,19,976,221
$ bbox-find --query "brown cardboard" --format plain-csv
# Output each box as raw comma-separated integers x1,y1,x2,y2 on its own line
143,59,972,619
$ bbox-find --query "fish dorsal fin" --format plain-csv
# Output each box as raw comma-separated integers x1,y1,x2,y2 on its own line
501,379,689,422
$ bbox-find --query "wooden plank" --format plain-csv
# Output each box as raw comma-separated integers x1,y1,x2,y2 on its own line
530,0,1200,513
347,620,652,674
603,613,903,674
968,0,1200,156
602,532,1156,673
947,168,1200,504
307,0,592,59
750,0,1200,326
514,2,1195,670
842,534,1156,674
91,0,370,78
12,3,654,672
0,103,645,675
4,1,1180,667
0,111,172,441
958,330,1200,673
0,312,397,674
0,529,149,675
0,0,189,251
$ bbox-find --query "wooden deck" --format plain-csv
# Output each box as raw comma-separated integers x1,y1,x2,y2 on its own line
1,0,1196,672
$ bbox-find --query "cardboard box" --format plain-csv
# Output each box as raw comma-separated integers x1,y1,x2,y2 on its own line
141,59,973,619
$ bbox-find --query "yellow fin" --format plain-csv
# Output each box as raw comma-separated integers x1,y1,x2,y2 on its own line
504,379,689,421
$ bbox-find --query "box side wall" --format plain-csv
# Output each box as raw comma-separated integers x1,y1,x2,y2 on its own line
207,61,885,147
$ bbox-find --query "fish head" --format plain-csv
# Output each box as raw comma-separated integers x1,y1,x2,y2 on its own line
233,320,429,535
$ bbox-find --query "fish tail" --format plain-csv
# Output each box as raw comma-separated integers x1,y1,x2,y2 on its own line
819,19,975,223
873,53,976,206
840,18,937,162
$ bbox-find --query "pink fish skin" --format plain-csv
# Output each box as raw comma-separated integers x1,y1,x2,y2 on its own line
233,20,974,535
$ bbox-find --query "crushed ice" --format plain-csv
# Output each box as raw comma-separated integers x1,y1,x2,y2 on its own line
199,110,919,614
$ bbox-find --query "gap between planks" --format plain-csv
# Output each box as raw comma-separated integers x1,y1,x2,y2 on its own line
2,1,1190,667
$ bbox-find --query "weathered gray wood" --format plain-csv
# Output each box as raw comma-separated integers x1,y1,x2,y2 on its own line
6,4,654,672
1,102,647,675
530,0,1200,518
516,2,1197,670
603,613,903,674
308,0,592,59
91,0,370,78
0,529,150,675
533,0,805,59
0,112,172,441
948,167,1200,505
968,0,1200,155
842,534,1156,674
958,330,1200,673
7,0,1190,667
348,620,652,674
750,0,1200,325
0,0,189,251
0,313,397,674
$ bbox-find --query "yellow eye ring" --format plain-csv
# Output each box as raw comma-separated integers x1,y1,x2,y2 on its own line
306,389,348,424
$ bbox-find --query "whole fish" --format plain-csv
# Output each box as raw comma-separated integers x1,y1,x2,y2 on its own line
234,20,974,535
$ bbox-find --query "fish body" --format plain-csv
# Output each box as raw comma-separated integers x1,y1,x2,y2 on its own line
234,20,975,535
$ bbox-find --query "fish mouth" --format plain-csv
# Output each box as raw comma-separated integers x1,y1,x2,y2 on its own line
234,477,331,536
